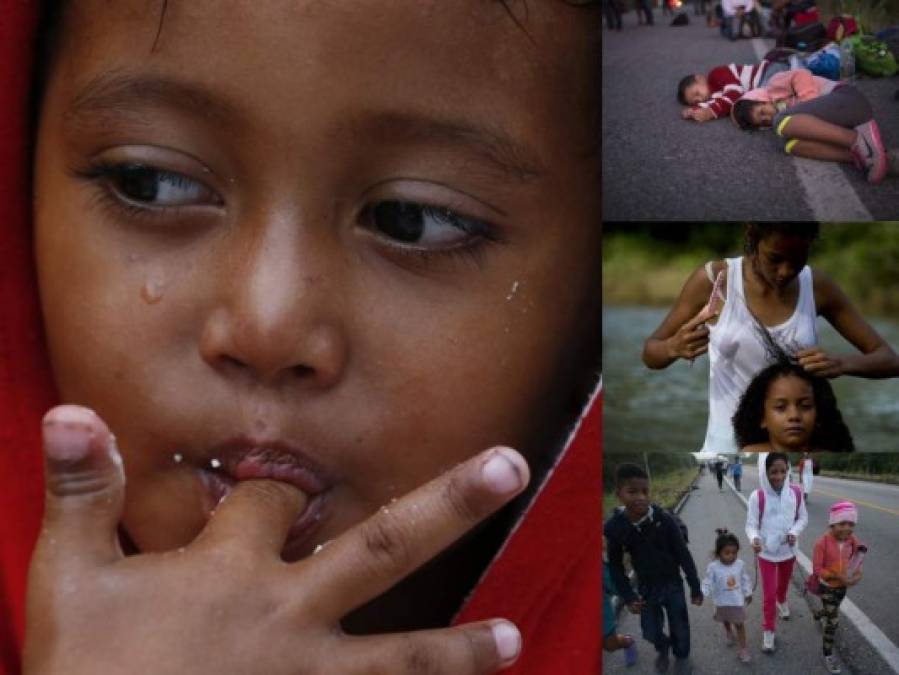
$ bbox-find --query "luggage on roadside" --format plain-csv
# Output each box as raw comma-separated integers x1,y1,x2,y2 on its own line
847,34,898,77
781,21,827,51
826,14,859,42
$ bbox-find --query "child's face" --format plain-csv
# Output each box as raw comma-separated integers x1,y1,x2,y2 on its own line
762,374,816,451
766,459,789,490
616,478,650,520
831,521,854,541
684,76,710,105
33,1,600,560
753,232,811,289
719,543,738,564
749,101,776,128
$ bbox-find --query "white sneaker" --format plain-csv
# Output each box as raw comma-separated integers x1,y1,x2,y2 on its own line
824,654,841,673
762,630,775,653
777,602,791,620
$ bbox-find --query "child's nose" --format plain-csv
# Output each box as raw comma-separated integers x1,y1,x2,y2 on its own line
198,215,348,389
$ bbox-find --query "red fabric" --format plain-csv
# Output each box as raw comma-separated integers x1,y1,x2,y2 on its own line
0,7,600,675
1,5,58,675
696,63,767,119
455,390,601,674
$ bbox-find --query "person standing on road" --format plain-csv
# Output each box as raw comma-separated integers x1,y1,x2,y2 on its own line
745,452,808,654
701,529,753,664
605,464,703,674
811,501,865,674
603,0,624,30
643,223,899,459
636,0,655,25
714,460,725,491
732,456,744,492
799,451,814,501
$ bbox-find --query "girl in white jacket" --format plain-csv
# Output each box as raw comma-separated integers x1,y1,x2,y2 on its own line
746,452,808,654
701,529,753,663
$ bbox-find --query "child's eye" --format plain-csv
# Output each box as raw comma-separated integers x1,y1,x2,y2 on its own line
363,200,493,250
80,163,223,210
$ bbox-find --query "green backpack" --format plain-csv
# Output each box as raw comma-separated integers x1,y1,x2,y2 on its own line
847,34,898,77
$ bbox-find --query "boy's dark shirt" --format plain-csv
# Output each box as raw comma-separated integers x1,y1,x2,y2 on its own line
603,504,701,605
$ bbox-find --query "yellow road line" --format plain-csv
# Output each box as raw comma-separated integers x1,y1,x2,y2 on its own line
814,487,899,517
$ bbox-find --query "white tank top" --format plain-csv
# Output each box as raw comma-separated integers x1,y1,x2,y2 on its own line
699,256,818,455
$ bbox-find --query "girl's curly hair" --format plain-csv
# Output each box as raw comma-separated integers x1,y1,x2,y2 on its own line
732,361,854,452
713,528,740,558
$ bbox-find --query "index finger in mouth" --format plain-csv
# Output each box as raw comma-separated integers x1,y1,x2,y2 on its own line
298,446,529,622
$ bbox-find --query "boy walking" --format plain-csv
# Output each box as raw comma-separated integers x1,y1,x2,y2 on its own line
604,464,703,674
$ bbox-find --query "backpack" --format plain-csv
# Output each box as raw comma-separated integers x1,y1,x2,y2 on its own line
756,484,802,526
781,21,827,52
847,34,899,77
667,509,689,544
805,44,841,81
826,15,859,42
671,12,689,26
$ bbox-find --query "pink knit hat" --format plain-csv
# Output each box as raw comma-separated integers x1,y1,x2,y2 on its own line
829,501,858,525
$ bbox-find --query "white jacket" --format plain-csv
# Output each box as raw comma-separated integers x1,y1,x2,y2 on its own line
722,0,756,16
701,559,752,607
746,461,808,562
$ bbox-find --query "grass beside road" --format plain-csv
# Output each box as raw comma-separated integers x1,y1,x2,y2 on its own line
602,466,699,520
819,470,899,486
816,0,899,34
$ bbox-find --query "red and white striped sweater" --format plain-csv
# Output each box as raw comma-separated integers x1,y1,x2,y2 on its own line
695,61,770,119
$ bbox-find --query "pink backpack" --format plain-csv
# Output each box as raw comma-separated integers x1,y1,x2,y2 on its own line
756,484,802,525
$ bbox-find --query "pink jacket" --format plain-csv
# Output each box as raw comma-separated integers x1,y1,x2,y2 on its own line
740,69,839,108
812,532,862,588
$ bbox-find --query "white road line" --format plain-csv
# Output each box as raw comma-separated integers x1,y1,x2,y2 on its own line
725,475,899,673
749,38,874,220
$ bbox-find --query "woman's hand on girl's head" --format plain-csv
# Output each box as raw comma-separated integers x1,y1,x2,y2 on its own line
25,406,528,675
796,347,844,379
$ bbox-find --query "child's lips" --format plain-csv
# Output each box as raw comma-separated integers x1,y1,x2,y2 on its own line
197,439,332,553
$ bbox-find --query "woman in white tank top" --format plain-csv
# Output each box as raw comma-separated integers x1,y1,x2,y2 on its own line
642,224,899,456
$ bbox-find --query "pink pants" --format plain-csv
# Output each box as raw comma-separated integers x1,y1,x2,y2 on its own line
758,556,795,631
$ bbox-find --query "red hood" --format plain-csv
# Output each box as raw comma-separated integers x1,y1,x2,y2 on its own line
0,5,599,673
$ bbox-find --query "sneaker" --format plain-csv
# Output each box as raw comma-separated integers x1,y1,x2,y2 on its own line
762,630,775,653
737,647,752,663
852,120,888,184
777,601,791,620
824,654,842,674
655,650,671,672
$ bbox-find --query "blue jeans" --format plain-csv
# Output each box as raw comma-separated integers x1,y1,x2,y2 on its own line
636,0,654,24
640,583,691,659
720,15,736,40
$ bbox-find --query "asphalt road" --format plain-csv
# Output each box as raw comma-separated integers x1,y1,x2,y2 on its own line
603,470,899,674
601,4,899,220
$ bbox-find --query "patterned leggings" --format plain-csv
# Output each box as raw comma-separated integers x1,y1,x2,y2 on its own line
816,585,847,656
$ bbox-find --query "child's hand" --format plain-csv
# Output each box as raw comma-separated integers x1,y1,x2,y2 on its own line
751,538,762,553
786,534,797,546
796,347,844,378
627,600,644,614
745,595,752,605
683,108,716,123
25,406,528,675
848,571,862,586
691,595,703,607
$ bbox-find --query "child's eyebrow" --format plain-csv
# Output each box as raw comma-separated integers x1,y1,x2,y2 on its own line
64,72,547,183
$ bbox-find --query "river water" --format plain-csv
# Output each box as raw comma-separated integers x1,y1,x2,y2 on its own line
603,305,899,454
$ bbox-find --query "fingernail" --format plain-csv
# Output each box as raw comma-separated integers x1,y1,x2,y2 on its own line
491,621,521,663
482,448,524,494
42,406,98,462
43,421,92,461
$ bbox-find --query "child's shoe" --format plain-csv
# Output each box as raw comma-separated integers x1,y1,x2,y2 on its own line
777,601,791,620
851,120,887,184
762,630,775,653
824,653,842,673
737,647,751,663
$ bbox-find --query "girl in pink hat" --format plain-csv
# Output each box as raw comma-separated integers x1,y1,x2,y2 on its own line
811,501,866,674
